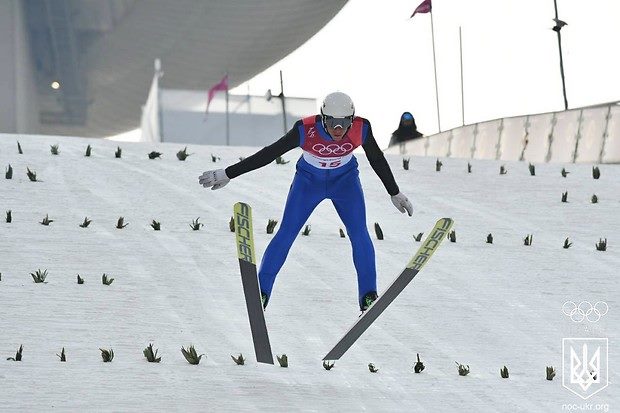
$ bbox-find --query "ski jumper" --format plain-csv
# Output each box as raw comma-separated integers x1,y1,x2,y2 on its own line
225,115,400,307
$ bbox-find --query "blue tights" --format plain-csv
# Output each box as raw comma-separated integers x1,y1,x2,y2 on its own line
258,160,376,306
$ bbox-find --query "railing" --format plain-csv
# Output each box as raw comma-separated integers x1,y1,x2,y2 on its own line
385,101,620,164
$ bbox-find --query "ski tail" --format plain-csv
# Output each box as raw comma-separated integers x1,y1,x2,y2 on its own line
234,202,274,364
322,217,453,361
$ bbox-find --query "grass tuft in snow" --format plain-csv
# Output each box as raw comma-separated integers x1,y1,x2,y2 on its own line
176,147,193,161
151,220,161,231
31,269,48,283
266,219,278,234
561,167,569,177
546,366,556,380
229,217,235,232
40,214,53,226
524,234,533,246
456,362,470,376
500,165,507,175
368,363,379,373
148,151,162,160
85,144,92,157
593,166,601,179
591,194,598,204
339,228,346,238
7,345,23,361
302,225,311,236
50,144,60,155
17,141,23,154
189,218,203,231
374,223,384,240
561,191,568,203
596,238,607,251
5,164,12,179
413,353,425,373
414,232,424,242
102,273,114,285
322,360,335,370
231,354,245,365
27,167,37,182
57,347,66,362
528,163,536,176
500,365,509,378
143,344,161,363
77,275,84,284
403,158,410,170
277,354,288,368
563,238,572,249
116,217,128,229
435,159,442,172
100,348,114,362
181,345,204,365
275,156,289,164
79,217,91,228
6,210,12,223
115,147,122,158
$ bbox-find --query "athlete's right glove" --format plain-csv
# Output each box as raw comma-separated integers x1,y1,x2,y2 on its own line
391,192,413,216
198,169,230,190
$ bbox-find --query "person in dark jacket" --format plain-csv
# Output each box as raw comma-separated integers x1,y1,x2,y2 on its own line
388,112,423,146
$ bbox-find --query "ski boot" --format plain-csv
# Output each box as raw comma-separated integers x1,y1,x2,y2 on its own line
360,291,378,312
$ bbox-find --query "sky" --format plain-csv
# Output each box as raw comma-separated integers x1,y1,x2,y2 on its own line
230,0,620,149
1,133,618,410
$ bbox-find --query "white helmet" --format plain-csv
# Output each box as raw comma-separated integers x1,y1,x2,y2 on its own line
321,92,355,118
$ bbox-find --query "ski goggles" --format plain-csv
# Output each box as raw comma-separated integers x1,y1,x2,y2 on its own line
323,115,353,129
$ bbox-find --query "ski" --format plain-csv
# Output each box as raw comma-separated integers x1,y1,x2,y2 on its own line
323,217,454,361
234,202,274,364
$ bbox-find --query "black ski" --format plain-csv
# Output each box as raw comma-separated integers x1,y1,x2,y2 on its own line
234,202,274,364
323,217,454,361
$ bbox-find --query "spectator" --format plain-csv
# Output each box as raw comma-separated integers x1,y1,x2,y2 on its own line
388,112,423,146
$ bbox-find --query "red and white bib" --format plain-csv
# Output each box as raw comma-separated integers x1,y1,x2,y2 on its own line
300,115,364,169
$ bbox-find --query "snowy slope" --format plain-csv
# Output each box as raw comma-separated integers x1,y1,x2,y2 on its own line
0,134,618,412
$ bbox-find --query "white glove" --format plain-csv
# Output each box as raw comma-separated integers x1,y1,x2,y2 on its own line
391,192,413,216
198,169,230,190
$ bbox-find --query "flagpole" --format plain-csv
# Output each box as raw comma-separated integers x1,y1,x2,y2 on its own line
225,72,230,145
553,0,568,110
430,11,441,132
279,70,287,134
459,26,465,126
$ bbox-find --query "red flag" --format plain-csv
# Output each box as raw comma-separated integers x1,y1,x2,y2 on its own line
205,74,228,114
411,0,432,18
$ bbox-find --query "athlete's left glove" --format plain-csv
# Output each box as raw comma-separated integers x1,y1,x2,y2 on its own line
198,168,230,190
391,192,413,216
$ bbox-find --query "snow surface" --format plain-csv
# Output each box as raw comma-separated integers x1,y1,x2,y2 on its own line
0,134,618,412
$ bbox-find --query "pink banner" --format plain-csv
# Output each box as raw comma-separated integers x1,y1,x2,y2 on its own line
411,0,432,18
206,74,229,114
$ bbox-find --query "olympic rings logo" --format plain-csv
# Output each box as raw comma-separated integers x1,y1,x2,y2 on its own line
312,143,353,156
562,301,609,323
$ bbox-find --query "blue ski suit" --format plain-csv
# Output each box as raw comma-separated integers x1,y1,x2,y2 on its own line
225,115,401,307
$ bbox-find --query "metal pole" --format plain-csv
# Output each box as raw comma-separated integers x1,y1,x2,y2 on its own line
459,26,465,126
279,70,287,134
553,0,568,110
225,80,230,145
430,11,441,132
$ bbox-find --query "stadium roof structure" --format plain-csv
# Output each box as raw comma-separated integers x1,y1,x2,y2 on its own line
13,0,347,137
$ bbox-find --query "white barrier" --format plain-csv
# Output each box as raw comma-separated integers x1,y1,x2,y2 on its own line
391,101,620,164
